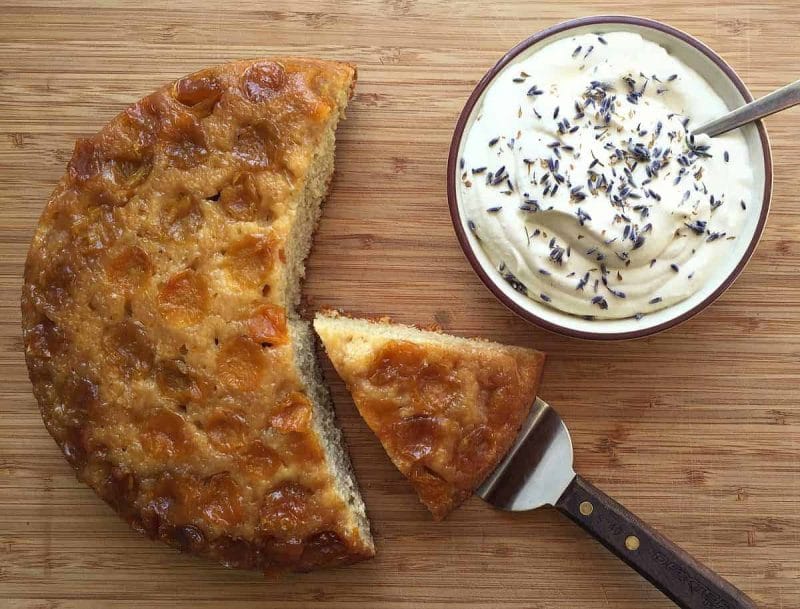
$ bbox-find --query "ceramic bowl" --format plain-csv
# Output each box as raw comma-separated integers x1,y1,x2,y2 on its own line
447,15,772,340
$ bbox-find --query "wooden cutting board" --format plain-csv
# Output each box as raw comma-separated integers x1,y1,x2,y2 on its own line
1,1,798,608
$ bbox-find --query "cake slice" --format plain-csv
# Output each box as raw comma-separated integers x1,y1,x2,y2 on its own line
314,312,545,520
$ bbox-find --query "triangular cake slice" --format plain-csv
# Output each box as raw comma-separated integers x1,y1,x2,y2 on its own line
22,59,373,573
314,311,545,520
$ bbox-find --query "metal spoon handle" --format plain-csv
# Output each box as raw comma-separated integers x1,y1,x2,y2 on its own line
694,79,800,137
556,475,757,609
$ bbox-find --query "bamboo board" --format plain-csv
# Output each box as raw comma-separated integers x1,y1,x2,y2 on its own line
1,2,798,608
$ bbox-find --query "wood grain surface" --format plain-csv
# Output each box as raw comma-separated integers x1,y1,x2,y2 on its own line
1,1,798,608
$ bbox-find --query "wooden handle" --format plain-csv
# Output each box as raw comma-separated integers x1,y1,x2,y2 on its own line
555,475,757,609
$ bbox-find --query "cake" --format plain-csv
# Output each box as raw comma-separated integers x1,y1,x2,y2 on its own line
21,59,374,572
314,311,545,520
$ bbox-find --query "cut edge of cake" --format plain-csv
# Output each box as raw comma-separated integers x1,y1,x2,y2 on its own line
314,310,541,357
282,67,374,558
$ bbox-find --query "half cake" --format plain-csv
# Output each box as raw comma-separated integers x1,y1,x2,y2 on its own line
22,59,373,573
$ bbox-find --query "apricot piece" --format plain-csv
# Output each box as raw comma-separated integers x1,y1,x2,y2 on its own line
216,336,265,391
299,531,348,570
161,113,208,169
174,73,223,117
231,123,281,169
246,303,287,345
388,415,446,462
200,472,244,527
225,234,276,288
412,362,460,413
204,407,249,453
27,316,65,360
280,428,325,464
242,62,287,102
69,132,151,198
171,524,206,553
140,475,183,536
238,440,282,477
157,269,208,327
102,319,155,378
155,359,205,403
106,245,153,289
218,172,262,221
77,205,123,261
134,93,208,169
67,138,101,184
258,482,312,535
160,192,203,240
454,424,495,474
60,372,101,427
111,152,153,190
60,426,89,469
123,97,161,150
140,408,191,459
43,257,77,309
99,466,140,514
270,392,312,433
368,341,426,386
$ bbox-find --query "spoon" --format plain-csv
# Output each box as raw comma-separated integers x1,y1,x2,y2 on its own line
694,79,800,137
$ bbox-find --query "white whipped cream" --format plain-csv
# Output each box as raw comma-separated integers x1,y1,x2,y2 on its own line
458,31,754,319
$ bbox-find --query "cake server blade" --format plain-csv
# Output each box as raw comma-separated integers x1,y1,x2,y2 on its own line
476,398,757,609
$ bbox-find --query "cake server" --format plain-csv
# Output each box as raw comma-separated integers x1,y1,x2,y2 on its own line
477,398,756,609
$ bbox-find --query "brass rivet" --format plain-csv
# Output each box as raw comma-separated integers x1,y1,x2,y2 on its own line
625,535,640,551
579,501,594,516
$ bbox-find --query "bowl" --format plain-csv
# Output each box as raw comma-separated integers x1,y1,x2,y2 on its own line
447,15,772,340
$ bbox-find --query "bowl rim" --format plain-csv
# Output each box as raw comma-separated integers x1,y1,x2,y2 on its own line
446,15,773,340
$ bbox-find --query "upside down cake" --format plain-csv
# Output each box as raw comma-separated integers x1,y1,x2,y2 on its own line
21,59,374,572
314,312,545,520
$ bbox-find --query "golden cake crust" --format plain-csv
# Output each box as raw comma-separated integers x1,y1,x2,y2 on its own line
315,313,546,520
22,58,374,572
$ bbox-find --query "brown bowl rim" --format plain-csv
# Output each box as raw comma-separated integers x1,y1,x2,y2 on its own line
446,15,773,340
